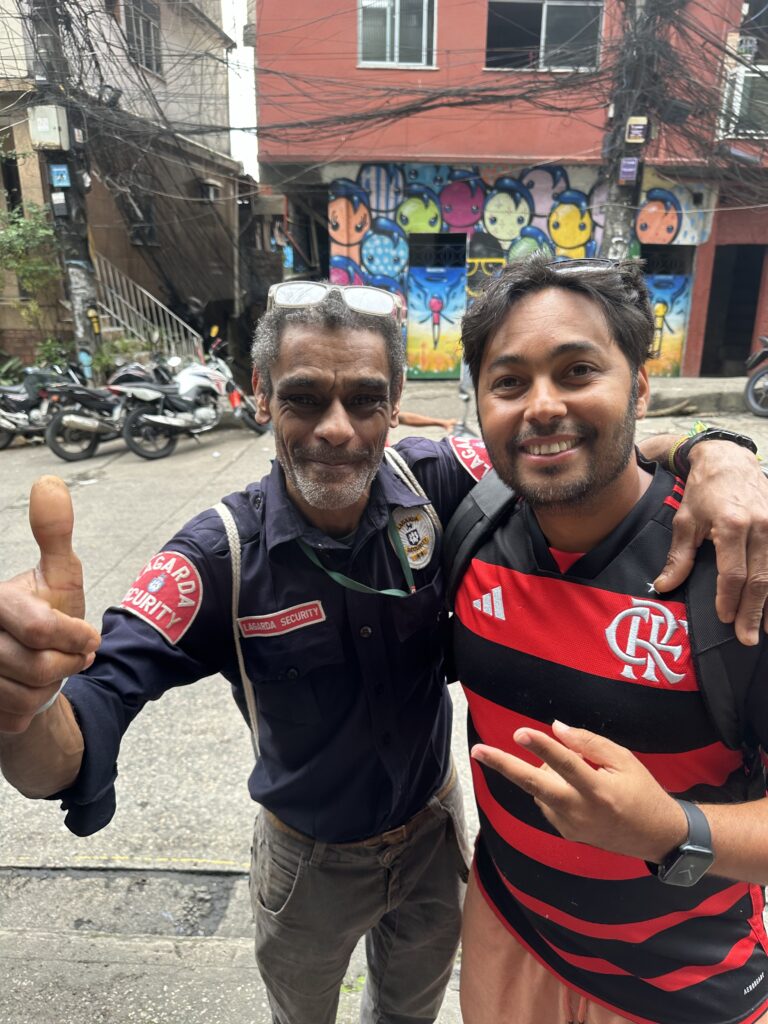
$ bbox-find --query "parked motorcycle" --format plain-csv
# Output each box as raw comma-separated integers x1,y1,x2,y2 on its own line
744,336,768,417
119,359,229,460
207,338,268,436
0,363,84,450
44,363,169,462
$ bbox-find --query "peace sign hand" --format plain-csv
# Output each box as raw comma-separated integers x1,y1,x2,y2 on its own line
472,721,688,865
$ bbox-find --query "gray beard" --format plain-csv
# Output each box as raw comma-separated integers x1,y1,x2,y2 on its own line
285,459,379,510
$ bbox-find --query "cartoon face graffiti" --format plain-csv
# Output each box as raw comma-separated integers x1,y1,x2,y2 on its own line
328,179,371,262
519,165,570,220
506,226,554,263
483,179,534,250
395,186,442,234
329,255,365,287
635,189,683,245
548,189,594,257
361,218,409,279
405,164,453,192
357,164,405,218
440,173,485,234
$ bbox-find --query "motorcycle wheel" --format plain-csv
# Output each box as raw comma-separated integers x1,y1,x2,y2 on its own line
45,410,100,461
745,367,768,417
240,406,269,435
123,406,178,460
0,427,14,450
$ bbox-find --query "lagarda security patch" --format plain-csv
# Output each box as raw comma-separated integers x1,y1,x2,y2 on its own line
120,550,203,644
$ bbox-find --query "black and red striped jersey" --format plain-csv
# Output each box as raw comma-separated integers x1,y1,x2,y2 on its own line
453,463,768,1024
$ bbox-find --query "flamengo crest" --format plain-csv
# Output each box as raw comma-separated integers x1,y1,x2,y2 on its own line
605,598,688,685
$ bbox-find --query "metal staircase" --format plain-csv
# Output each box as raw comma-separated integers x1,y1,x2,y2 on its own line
93,252,204,362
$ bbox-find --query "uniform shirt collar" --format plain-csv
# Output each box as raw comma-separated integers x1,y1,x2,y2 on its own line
263,454,431,553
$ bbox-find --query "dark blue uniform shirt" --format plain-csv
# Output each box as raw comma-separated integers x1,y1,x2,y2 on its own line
56,436,489,841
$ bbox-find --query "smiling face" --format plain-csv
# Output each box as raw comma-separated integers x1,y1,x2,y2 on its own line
253,326,400,535
476,287,649,524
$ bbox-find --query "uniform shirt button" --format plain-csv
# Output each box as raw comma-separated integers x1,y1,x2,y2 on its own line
286,668,299,680
360,625,373,638
381,731,392,746
374,684,384,696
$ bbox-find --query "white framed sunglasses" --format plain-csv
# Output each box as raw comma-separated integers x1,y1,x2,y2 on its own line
267,281,404,323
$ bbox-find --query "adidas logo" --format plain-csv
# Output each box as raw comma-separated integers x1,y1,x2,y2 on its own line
472,585,505,620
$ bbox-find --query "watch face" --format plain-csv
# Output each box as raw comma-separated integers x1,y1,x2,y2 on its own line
659,844,714,887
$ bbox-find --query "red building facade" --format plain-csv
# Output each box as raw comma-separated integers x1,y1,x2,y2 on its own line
255,0,768,378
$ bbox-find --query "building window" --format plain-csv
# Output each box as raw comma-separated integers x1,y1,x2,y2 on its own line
724,66,768,137
124,0,163,75
486,0,602,71
359,0,435,66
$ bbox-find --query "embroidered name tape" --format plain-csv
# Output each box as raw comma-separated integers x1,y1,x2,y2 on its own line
448,436,492,481
121,550,203,644
238,600,326,638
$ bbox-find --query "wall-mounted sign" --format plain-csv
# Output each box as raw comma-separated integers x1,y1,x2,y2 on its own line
618,157,640,185
625,116,649,144
49,164,71,188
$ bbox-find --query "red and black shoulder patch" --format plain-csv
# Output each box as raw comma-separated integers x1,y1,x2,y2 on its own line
120,550,203,645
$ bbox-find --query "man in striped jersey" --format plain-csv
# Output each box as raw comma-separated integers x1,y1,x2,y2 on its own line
453,255,768,1024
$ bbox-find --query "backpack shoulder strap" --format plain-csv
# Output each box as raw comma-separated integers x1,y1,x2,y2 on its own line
213,500,261,757
686,543,761,751
443,469,517,608
383,445,443,536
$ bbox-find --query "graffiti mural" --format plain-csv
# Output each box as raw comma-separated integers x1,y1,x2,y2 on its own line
407,268,466,378
645,274,692,377
327,163,712,377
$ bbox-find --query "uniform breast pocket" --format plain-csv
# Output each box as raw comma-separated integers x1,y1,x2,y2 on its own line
244,620,346,725
392,573,446,678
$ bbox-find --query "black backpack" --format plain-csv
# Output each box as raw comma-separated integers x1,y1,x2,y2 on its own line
444,469,763,756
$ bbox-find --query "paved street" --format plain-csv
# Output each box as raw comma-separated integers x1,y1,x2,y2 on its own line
1,376,767,1024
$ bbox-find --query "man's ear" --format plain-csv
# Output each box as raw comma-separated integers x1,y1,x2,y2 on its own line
635,366,650,420
251,370,272,425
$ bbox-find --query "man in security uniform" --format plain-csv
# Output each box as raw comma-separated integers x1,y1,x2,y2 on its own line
1,281,768,1024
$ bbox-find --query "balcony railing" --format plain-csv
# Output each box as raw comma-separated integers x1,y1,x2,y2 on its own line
722,64,768,138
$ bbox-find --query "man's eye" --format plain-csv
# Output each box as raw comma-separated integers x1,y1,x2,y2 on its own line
351,394,384,407
494,376,523,391
566,364,594,379
284,394,318,406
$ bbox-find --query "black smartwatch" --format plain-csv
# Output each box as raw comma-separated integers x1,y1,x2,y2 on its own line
674,429,758,477
648,799,714,887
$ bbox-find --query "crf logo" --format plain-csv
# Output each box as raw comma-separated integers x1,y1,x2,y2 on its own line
605,599,688,685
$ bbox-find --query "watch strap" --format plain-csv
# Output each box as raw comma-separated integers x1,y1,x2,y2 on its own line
673,429,758,477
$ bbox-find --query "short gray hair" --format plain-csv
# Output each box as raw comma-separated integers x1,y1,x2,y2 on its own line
252,289,405,400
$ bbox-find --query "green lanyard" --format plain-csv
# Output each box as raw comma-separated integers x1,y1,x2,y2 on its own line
296,517,416,597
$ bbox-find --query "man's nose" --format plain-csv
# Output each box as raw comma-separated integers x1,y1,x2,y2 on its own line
315,399,355,445
524,378,567,424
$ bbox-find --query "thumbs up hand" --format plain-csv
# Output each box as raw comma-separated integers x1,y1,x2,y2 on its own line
0,476,100,733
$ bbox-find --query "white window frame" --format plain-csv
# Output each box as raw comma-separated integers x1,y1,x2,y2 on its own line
124,0,163,76
721,64,768,138
485,0,603,73
358,0,437,68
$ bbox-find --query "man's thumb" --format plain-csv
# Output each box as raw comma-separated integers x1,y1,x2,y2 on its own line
29,476,84,616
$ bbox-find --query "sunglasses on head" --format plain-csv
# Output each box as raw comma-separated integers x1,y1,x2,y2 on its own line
545,258,620,274
267,281,404,323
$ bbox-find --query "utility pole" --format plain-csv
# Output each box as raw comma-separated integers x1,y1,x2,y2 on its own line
599,0,648,260
29,0,98,362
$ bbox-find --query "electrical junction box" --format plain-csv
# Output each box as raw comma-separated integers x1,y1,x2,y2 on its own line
27,105,70,150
